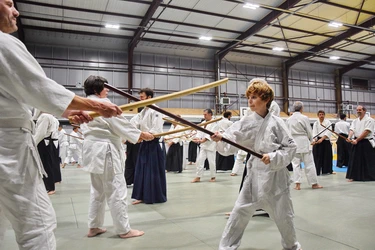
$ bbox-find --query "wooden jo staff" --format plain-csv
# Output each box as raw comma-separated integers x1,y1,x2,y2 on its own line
103,83,263,159
155,117,222,137
320,123,350,141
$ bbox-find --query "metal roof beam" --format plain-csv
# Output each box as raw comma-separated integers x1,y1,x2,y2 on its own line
285,16,375,68
318,0,375,16
339,55,375,75
128,0,162,49
216,0,302,60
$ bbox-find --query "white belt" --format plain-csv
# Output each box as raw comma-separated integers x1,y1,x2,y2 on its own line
0,118,35,132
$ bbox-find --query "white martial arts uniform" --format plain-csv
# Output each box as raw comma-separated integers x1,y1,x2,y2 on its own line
66,130,83,165
81,95,141,234
57,128,69,164
194,121,219,179
312,119,332,141
286,112,318,185
0,31,75,250
216,112,301,250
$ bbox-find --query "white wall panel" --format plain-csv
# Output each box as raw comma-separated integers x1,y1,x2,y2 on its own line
141,74,155,89
68,69,83,86
113,72,127,88
155,75,168,90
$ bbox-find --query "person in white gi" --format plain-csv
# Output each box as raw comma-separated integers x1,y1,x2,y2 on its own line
191,109,219,183
34,112,61,194
286,101,323,190
216,111,235,171
81,75,153,238
312,110,334,175
212,78,301,250
231,101,281,176
68,126,83,168
0,2,122,249
334,113,351,168
57,125,69,168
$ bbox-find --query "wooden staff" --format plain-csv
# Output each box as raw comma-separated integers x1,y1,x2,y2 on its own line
320,124,349,141
64,133,84,140
155,118,222,137
69,78,228,121
103,84,263,159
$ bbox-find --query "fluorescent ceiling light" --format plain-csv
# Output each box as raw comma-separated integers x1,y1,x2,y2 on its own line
329,56,340,60
243,3,259,10
272,47,284,51
328,22,342,28
199,36,212,41
105,24,120,29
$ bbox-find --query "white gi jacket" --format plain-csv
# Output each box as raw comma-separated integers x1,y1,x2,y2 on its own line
165,124,185,145
130,106,164,134
217,117,233,132
334,120,350,135
0,31,75,182
312,119,332,140
217,112,297,198
350,115,374,140
57,128,69,147
81,95,141,174
0,31,74,250
34,113,59,146
286,112,312,154
196,121,218,152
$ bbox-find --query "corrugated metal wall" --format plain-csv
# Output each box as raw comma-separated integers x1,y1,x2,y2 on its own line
27,44,375,115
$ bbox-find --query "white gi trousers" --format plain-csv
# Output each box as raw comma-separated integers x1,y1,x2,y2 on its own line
219,176,301,250
292,152,318,185
195,149,216,178
231,151,247,174
0,129,56,250
66,143,82,165
88,149,131,234
59,142,69,164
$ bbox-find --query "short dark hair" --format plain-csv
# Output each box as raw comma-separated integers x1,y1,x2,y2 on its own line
204,109,213,115
223,111,232,118
340,113,346,120
84,75,108,96
139,88,154,98
317,110,325,115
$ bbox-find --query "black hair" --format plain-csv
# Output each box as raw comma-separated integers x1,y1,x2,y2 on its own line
84,75,108,96
139,88,154,98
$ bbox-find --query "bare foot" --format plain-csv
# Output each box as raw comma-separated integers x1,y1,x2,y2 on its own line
294,186,301,190
188,162,192,165
331,172,336,174
230,173,237,176
77,164,82,168
209,177,216,182
87,228,107,237
191,177,200,183
61,163,66,168
347,179,353,182
132,200,143,205
294,183,301,190
47,190,56,195
119,229,144,238
225,212,231,216
312,184,323,189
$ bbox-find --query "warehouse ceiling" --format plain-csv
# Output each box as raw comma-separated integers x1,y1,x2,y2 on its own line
14,0,375,72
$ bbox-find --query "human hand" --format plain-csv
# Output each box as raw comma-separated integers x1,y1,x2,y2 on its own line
351,139,357,145
211,132,222,142
96,101,122,118
140,132,154,141
63,110,93,124
261,154,270,165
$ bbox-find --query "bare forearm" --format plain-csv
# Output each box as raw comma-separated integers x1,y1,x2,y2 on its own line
66,95,101,112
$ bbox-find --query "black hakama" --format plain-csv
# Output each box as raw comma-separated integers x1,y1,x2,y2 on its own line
188,141,198,163
346,139,375,181
37,136,60,192
313,138,333,175
336,134,350,168
216,152,234,171
166,143,183,173
132,138,167,204
125,141,140,185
